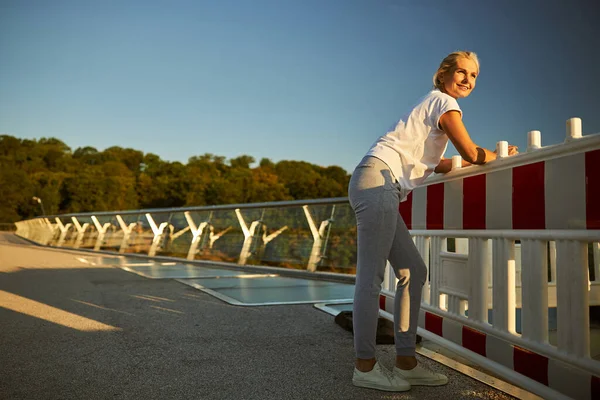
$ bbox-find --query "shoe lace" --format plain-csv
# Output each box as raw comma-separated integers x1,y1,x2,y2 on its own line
376,364,396,383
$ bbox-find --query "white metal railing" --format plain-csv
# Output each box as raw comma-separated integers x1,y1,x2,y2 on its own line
382,230,599,366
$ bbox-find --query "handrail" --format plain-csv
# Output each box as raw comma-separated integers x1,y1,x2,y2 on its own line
40,197,350,219
423,132,600,185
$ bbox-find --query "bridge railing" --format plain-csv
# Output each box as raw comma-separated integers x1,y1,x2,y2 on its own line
15,198,357,274
14,118,600,399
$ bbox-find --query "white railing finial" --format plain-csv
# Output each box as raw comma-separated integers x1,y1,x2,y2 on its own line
451,155,462,170
527,130,541,152
566,117,582,141
496,141,508,158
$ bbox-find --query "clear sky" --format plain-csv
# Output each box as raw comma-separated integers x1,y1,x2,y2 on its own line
1,0,598,173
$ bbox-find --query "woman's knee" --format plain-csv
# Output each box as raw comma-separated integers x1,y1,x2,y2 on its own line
394,261,427,286
415,261,427,286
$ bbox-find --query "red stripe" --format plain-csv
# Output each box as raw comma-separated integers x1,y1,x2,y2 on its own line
592,375,600,399
513,346,549,385
379,295,386,311
425,312,443,336
512,162,545,229
426,184,444,229
586,150,600,229
462,326,486,356
463,174,486,229
399,191,413,229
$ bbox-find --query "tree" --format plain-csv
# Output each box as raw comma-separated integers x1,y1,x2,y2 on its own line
230,155,255,169
0,134,350,222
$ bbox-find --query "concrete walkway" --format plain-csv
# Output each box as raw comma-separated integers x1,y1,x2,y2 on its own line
0,233,515,400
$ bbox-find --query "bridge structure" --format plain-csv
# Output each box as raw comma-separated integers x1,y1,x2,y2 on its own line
8,118,600,399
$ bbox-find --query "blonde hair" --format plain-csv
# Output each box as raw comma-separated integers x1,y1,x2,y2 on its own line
433,51,480,91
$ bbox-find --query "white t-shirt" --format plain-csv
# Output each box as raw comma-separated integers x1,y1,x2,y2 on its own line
365,89,461,200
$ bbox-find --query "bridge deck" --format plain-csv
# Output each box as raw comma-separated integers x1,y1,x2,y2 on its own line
0,233,517,400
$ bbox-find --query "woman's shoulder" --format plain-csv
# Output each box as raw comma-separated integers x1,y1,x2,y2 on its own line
423,89,455,102
416,90,459,111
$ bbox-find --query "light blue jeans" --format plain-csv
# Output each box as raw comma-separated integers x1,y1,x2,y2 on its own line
348,156,427,359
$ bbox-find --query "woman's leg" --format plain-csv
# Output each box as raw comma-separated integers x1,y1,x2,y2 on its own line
348,157,399,366
387,212,427,361
386,201,448,386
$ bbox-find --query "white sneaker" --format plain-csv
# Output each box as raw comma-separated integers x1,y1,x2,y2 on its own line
353,362,411,392
393,364,448,386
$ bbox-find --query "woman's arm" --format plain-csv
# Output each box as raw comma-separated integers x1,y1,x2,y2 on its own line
433,157,473,173
439,110,497,164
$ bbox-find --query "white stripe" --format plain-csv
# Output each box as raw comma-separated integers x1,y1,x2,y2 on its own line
412,187,427,229
548,357,592,400
486,334,514,370
545,153,587,229
444,179,463,229
486,169,513,229
442,315,463,346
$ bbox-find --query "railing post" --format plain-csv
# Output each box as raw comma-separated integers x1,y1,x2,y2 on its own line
448,295,466,316
71,216,90,234
146,213,169,257
116,215,137,253
429,237,446,308
55,217,72,247
302,205,330,272
43,217,58,235
184,211,209,260
415,236,431,303
235,209,261,265
468,238,490,323
186,223,207,260
556,240,590,357
520,239,549,342
492,238,516,333
91,216,112,251
455,238,468,254
71,217,87,248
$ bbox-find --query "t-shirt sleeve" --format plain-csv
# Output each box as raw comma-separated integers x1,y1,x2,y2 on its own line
428,93,462,129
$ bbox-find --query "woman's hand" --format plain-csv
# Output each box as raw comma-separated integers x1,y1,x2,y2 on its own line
494,145,519,156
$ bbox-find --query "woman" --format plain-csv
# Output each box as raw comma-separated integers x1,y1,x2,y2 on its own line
349,51,518,392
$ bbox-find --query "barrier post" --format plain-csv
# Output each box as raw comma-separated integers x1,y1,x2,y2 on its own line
520,239,549,342
556,240,590,357
492,238,516,333
468,238,490,322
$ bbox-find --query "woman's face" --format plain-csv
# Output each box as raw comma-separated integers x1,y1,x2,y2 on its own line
442,57,478,99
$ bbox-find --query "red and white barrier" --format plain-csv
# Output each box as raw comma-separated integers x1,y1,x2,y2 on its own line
379,296,599,399
400,119,600,231
385,119,600,399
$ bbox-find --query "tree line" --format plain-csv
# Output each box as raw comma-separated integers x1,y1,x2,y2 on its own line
0,135,351,223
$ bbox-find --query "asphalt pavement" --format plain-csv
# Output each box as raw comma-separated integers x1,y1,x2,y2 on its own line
0,233,515,400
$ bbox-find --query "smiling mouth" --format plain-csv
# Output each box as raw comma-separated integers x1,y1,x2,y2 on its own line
458,84,470,90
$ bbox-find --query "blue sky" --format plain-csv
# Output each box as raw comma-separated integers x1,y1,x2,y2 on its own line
1,0,598,173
